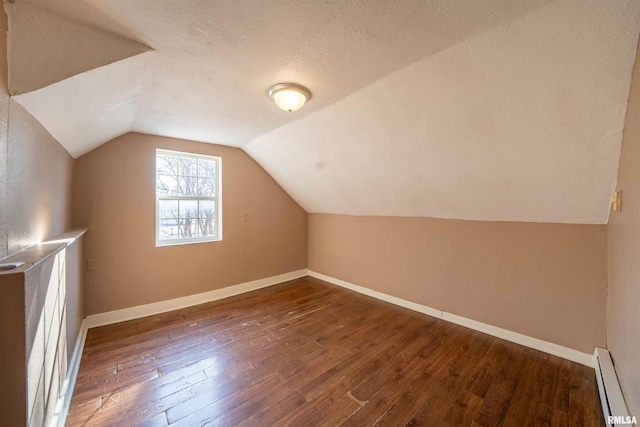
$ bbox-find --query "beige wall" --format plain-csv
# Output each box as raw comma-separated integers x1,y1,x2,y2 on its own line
309,214,607,353
0,9,74,257
73,132,307,315
2,101,83,387
607,39,640,415
5,101,74,254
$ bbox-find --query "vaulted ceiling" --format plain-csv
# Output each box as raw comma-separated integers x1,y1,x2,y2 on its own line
8,0,640,224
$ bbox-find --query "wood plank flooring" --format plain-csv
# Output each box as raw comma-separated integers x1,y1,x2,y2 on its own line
65,276,604,426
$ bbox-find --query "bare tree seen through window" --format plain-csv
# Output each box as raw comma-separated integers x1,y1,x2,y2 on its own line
156,152,219,242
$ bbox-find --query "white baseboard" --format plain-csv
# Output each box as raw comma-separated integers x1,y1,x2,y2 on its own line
86,269,308,328
52,319,88,427
308,270,593,367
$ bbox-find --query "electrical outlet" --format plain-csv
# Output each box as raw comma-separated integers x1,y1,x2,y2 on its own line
242,213,249,222
87,259,97,271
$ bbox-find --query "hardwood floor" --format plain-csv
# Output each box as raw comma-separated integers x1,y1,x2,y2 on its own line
66,276,604,426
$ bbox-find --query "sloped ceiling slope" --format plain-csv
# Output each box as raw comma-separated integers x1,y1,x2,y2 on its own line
8,0,640,224
246,1,640,224
12,0,550,157
6,0,151,96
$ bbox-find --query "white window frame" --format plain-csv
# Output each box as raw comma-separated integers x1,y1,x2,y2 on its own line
155,149,222,247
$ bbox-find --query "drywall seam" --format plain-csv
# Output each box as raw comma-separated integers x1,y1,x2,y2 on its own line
85,269,309,328
308,270,593,367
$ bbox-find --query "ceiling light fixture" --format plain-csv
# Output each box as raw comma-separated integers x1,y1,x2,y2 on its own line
268,83,311,112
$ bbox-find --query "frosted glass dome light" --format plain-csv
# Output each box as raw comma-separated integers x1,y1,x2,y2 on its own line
268,83,311,112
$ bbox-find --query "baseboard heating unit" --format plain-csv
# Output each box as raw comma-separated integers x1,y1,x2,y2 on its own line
593,348,635,426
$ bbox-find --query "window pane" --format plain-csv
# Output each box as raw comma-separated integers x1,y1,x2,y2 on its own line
196,178,216,197
178,219,197,238
198,217,215,237
199,200,215,217
198,200,215,237
156,155,177,175
157,175,177,195
179,199,198,219
158,199,179,218
179,157,198,177
198,159,216,179
177,176,199,196
158,219,179,240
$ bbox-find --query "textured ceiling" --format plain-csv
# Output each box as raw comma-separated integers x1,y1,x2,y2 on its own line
8,0,640,224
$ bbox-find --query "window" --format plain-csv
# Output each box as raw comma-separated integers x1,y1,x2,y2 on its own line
156,149,221,246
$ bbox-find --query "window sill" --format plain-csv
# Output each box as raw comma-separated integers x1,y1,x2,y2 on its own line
155,237,222,247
